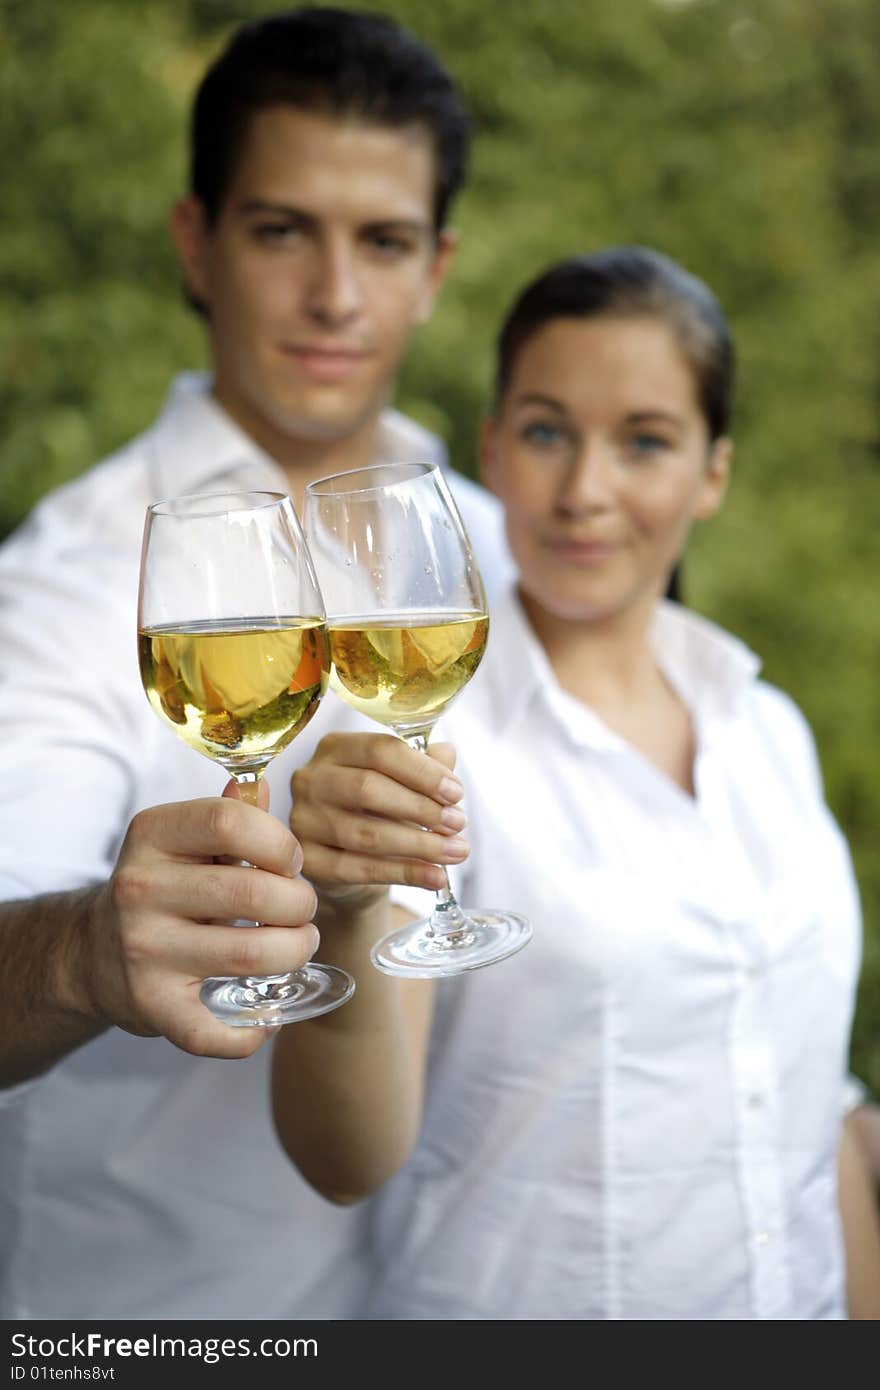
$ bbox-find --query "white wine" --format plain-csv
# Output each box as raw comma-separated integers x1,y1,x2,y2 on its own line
328,611,488,735
138,617,329,770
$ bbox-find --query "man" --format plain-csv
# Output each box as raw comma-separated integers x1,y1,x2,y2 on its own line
0,7,511,1320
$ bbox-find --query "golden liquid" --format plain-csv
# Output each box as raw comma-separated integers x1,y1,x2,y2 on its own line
138,618,329,770
328,611,488,735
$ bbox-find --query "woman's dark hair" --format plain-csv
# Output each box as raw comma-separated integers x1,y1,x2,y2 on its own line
191,7,470,232
494,246,735,442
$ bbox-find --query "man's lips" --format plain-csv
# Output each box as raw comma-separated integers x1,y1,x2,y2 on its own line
279,343,370,381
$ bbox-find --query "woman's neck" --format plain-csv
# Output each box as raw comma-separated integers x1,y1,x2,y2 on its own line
519,586,661,708
518,586,697,795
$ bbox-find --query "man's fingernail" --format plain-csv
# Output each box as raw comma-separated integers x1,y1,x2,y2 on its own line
439,806,467,832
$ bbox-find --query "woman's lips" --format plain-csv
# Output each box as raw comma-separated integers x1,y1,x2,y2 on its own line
544,536,622,562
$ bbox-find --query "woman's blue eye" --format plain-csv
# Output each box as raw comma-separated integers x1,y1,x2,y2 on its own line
629,433,669,455
522,421,566,447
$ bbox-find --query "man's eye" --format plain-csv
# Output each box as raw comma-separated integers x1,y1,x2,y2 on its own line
252,223,302,244
367,233,415,257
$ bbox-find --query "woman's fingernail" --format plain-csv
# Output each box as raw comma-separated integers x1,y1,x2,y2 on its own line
439,806,467,832
441,837,469,861
438,776,464,804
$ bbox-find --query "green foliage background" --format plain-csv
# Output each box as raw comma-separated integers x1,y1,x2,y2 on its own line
2,0,878,1089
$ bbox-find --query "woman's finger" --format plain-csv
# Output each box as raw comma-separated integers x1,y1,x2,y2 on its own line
292,763,467,836
301,841,450,893
301,732,463,803
295,803,468,865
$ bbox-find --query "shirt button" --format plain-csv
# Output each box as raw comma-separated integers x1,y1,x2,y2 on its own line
754,1231,771,1247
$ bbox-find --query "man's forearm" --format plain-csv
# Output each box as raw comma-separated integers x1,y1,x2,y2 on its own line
0,888,108,1089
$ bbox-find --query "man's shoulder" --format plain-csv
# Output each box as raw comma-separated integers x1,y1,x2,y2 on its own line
2,419,159,564
443,470,515,599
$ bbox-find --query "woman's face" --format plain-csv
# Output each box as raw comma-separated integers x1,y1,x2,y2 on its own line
482,314,731,630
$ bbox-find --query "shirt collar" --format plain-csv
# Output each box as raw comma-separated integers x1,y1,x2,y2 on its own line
148,373,287,503
484,586,761,748
650,599,761,728
148,375,449,506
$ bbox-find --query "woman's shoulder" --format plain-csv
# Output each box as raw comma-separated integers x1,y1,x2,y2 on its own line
741,677,824,799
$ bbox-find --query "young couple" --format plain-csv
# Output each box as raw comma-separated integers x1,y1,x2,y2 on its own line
0,7,874,1321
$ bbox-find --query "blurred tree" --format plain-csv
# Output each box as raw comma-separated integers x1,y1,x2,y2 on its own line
1,0,878,1089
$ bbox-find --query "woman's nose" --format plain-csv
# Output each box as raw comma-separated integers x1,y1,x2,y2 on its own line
556,442,615,514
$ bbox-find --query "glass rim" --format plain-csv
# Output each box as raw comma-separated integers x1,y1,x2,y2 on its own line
304,461,438,499
147,489,289,519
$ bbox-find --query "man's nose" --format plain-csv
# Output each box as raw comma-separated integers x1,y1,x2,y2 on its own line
305,240,363,326
556,441,615,515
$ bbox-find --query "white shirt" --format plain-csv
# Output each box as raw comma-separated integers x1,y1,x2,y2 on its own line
0,373,513,1320
366,587,862,1321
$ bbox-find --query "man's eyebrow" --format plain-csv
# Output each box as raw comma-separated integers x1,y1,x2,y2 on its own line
233,201,431,235
235,199,313,219
360,218,433,236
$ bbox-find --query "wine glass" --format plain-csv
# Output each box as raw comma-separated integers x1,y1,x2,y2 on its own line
137,489,355,1026
303,461,532,978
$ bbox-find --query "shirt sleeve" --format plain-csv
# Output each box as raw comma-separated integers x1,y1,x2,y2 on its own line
0,526,149,899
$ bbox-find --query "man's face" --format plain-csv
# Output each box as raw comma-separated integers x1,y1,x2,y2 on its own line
173,107,453,458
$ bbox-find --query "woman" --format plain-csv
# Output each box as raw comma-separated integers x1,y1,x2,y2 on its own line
274,247,879,1319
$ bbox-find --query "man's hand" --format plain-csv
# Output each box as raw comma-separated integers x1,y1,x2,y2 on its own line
71,785,319,1059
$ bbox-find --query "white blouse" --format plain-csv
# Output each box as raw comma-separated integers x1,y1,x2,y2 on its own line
366,587,862,1320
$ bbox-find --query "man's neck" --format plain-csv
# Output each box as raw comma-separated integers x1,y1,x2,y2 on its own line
274,428,381,513
210,384,386,512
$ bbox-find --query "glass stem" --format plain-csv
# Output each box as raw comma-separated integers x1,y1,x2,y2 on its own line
231,770,302,994
233,770,261,809
406,734,469,941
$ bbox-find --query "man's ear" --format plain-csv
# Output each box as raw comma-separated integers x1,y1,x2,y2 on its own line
413,228,458,325
169,196,212,309
694,435,733,521
478,415,501,496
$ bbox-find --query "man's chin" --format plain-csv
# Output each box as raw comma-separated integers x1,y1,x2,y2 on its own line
271,406,378,446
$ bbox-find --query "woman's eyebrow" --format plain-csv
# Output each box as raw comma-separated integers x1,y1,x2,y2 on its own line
511,393,568,412
624,409,685,426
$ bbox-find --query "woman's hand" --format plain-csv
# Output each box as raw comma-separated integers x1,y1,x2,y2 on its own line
290,732,469,904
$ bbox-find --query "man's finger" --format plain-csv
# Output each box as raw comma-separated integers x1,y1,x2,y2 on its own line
125,798,302,877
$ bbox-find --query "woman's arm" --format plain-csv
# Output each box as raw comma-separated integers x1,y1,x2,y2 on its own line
839,1110,880,1319
271,733,468,1204
272,893,435,1204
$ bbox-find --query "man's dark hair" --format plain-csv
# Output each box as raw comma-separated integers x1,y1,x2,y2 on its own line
191,6,471,232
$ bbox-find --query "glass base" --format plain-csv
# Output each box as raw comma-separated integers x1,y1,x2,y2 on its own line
370,908,532,979
200,964,355,1027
